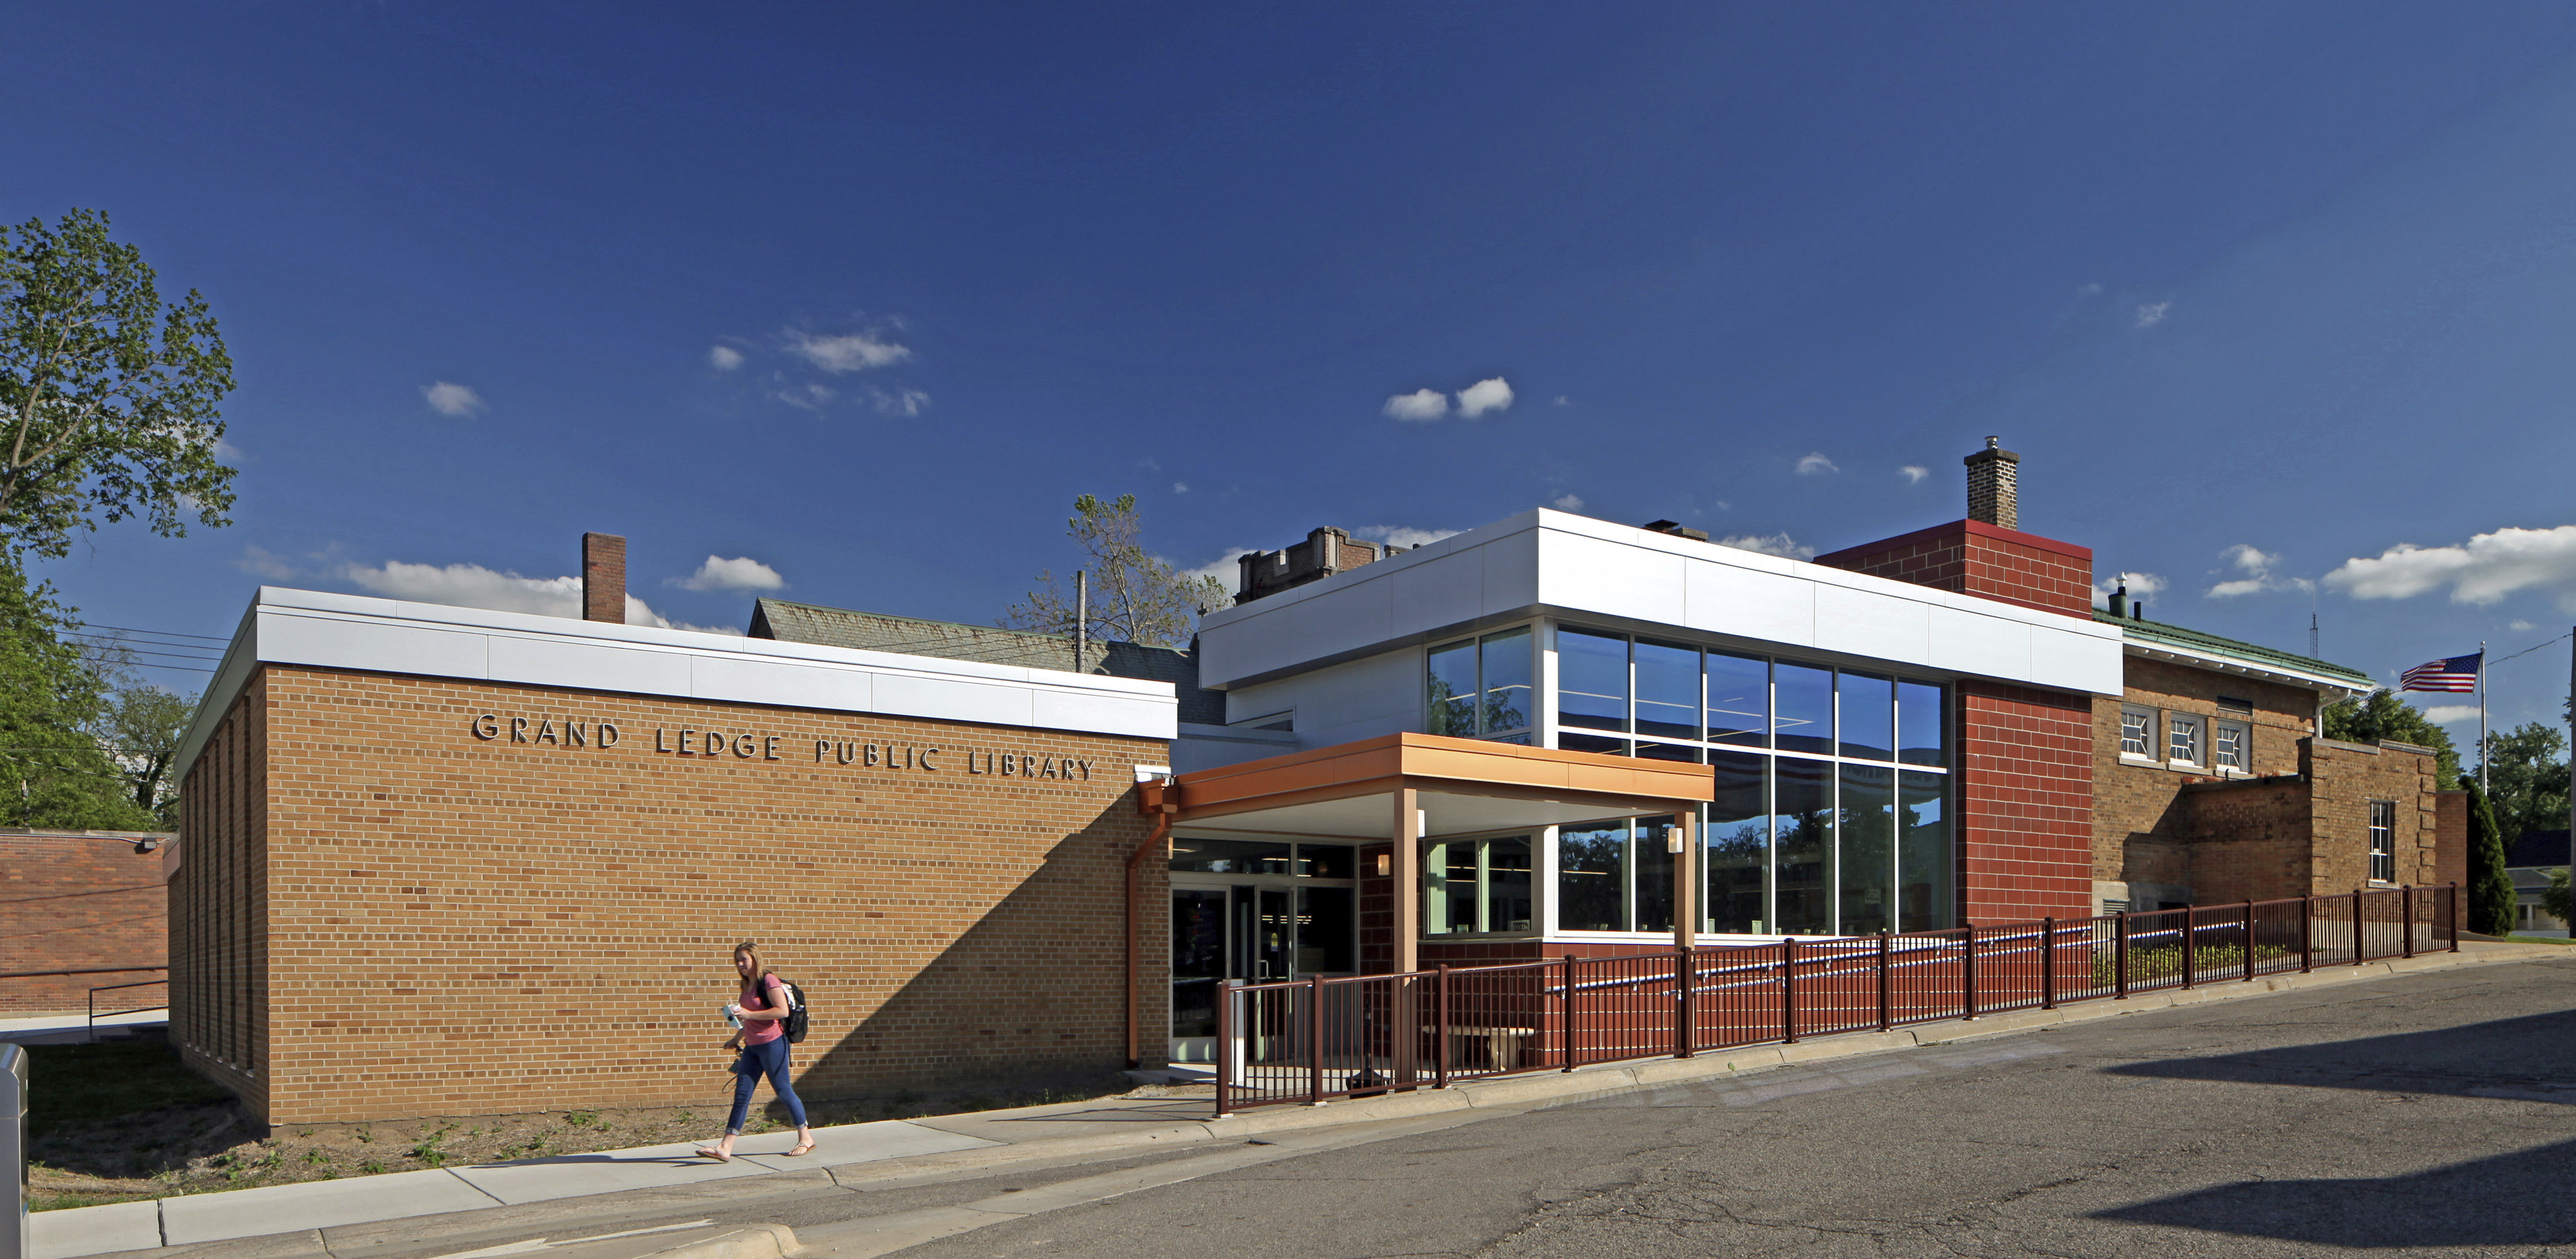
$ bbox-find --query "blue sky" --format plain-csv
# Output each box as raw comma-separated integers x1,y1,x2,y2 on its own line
7,3,2576,744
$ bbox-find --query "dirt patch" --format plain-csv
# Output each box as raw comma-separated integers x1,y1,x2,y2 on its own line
29,1035,1156,1212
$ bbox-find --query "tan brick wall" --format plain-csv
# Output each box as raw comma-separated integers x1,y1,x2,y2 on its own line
2304,738,2441,894
174,664,1169,1126
2092,659,2316,889
0,835,169,1017
173,674,272,1114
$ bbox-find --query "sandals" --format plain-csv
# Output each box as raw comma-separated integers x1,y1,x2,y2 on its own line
785,1141,816,1157
693,1147,732,1162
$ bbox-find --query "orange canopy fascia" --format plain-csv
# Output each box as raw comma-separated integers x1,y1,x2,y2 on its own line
1139,731,1713,829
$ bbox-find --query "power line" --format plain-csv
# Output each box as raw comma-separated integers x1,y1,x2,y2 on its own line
71,623,229,642
2490,630,2575,671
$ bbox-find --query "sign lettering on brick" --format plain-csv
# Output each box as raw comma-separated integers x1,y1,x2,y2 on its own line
468,713,1094,780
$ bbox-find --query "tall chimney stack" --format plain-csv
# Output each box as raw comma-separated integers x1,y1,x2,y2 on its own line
1964,436,2020,531
582,532,627,624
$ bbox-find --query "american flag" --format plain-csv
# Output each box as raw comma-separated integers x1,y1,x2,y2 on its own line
2399,652,2481,693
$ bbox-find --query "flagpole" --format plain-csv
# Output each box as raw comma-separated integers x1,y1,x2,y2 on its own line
2478,640,2488,794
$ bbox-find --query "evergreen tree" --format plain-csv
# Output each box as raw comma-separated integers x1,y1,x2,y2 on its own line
2463,777,2513,937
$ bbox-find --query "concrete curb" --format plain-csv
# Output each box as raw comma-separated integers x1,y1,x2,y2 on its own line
36,942,2561,1259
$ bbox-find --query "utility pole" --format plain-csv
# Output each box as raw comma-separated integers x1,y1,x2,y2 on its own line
2480,639,2489,794
1075,570,1089,674
2566,626,2573,896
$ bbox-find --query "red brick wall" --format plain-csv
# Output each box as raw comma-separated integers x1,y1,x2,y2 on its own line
0,833,170,1018
1814,520,2094,618
172,664,1167,1125
1956,680,2095,923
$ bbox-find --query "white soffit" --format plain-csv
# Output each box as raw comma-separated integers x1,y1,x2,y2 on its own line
1198,509,2123,696
171,586,1177,777
2122,642,2372,699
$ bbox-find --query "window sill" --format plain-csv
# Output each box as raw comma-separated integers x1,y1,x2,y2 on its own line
2118,753,2159,766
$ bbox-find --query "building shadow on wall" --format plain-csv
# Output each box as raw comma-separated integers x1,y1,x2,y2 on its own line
777,810,1153,1112
2092,1008,2576,1246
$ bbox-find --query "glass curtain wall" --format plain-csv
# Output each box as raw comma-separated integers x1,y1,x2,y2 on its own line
1487,627,1953,936
1426,627,1534,743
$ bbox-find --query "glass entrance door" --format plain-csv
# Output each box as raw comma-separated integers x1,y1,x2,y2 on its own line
1167,858,1357,1064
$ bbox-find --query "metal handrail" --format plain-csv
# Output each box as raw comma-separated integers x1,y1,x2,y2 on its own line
88,976,170,1040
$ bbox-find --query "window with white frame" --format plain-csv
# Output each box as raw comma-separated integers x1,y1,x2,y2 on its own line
1425,627,1534,743
2212,720,2251,772
2120,708,2156,758
2368,800,2396,884
2168,713,2204,766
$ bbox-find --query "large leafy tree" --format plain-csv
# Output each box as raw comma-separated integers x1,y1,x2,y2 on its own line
2471,722,2571,848
0,558,154,830
82,659,197,828
2,208,235,560
1002,493,1228,650
2321,689,2460,789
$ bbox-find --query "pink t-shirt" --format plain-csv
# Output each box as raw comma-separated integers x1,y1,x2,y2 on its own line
739,973,790,1046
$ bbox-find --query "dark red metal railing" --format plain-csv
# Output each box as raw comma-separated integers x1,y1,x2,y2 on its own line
1214,883,2460,1113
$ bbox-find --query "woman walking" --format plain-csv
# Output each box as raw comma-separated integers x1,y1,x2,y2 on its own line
695,941,815,1160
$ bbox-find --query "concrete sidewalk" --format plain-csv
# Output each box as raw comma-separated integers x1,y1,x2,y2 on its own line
32,940,2559,1259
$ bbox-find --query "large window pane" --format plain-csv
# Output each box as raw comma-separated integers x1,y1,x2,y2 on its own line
1170,838,1291,875
1557,630,1630,733
1294,844,1355,879
1899,771,1952,930
1635,640,1700,741
1774,663,1834,755
1558,822,1627,931
1424,841,1477,935
1774,758,1833,934
1707,652,1769,748
1560,732,1629,756
1480,628,1533,734
1839,671,1894,761
1635,740,1701,763
1898,681,1946,766
1298,886,1355,973
1427,639,1477,737
1838,764,1894,935
1487,836,1535,932
1705,752,1769,934
1632,817,1674,933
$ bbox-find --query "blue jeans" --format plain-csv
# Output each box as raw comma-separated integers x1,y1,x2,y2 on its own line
726,1037,808,1135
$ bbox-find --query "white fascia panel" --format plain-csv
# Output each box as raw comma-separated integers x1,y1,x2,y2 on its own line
689,655,877,715
1387,543,1485,629
1814,582,1931,665
1030,688,1174,741
1536,529,1686,626
1925,604,2034,682
2031,622,2125,695
870,671,1041,730
1475,529,1542,619
489,633,695,698
257,608,491,680
1686,558,1818,649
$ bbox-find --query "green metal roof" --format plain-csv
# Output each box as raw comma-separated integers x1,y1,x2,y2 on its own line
2094,607,2374,689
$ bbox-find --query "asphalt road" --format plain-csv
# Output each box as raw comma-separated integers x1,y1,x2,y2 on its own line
869,953,2576,1258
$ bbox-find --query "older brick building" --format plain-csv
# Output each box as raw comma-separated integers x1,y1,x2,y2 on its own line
170,550,1175,1125
0,828,174,1018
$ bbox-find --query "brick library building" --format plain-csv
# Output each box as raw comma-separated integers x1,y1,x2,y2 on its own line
161,443,2458,1123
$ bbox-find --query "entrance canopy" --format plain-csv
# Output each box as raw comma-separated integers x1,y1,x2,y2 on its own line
1142,733,1715,967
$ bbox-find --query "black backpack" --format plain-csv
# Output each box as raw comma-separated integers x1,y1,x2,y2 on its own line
771,975,810,1045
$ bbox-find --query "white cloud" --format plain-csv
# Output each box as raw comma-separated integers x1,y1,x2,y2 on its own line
215,437,246,462
1172,482,1190,495
1550,493,1585,512
2092,571,2168,609
2323,525,2576,611
1355,526,1459,550
1899,465,1928,484
871,387,929,417
671,555,785,593
2510,620,2536,632
2420,705,2483,726
774,381,835,410
422,381,486,417
1794,453,1839,476
1383,389,1449,421
785,329,911,373
1554,395,1571,406
2205,544,2315,599
2077,283,2103,296
708,345,745,371
1716,533,1816,560
337,560,739,633
2135,301,2170,328
1455,377,1514,418
238,546,299,580
1184,548,1256,588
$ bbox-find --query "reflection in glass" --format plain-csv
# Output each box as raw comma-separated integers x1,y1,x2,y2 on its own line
1559,822,1627,931
1427,639,1477,737
1298,886,1356,973
1635,641,1700,741
1557,630,1630,732
1707,652,1769,747
1900,771,1952,930
1481,627,1533,734
1425,841,1479,935
1635,740,1700,763
1170,838,1292,874
1560,732,1629,756
1295,844,1356,879
1774,758,1833,934
1169,890,1228,1047
1774,663,1834,755
1632,817,1674,933
1838,764,1894,934
1839,671,1893,761
1487,836,1535,932
1705,752,1769,933
1898,680,1945,766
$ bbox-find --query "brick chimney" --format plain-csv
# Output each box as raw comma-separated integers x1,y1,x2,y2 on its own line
1964,436,2020,530
581,532,626,623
